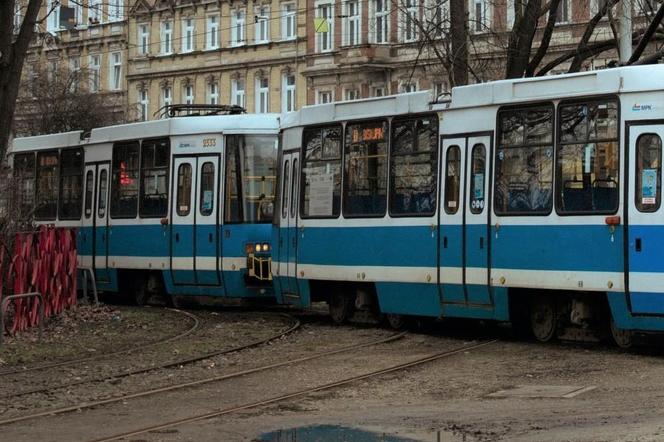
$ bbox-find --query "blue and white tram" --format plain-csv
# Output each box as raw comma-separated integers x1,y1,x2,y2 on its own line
10,111,280,304
273,65,664,346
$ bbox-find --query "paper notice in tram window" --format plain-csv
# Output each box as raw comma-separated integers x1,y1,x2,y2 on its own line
642,168,657,200
202,190,213,210
309,173,334,216
643,197,656,204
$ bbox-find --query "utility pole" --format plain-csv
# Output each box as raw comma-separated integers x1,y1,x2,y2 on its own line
619,0,633,63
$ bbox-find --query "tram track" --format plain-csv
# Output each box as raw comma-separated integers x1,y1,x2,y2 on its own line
0,312,300,400
91,338,499,442
0,330,408,426
0,308,200,376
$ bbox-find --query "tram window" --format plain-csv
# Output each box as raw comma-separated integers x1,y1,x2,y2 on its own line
495,106,553,215
84,171,93,219
224,135,278,223
470,144,486,214
35,151,59,220
140,138,170,218
557,99,619,214
343,119,388,217
14,153,35,219
98,169,108,217
110,141,140,218
176,163,192,216
389,116,438,216
291,159,298,218
444,145,461,214
199,162,215,216
636,133,662,213
301,126,342,218
281,160,290,219
59,149,83,220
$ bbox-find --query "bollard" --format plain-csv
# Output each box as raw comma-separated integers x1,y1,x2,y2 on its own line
0,292,44,345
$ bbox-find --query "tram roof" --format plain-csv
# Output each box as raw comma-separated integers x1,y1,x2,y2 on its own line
448,65,664,109
10,113,281,153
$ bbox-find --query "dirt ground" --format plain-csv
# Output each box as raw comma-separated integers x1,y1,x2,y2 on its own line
2,304,664,442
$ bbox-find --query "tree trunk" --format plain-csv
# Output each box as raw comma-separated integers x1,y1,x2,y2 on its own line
450,0,469,86
505,0,542,78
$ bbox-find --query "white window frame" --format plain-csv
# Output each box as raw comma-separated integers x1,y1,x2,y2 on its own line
372,86,385,97
231,78,246,107
231,9,246,46
470,0,491,33
554,0,570,24
255,77,269,113
317,90,333,104
282,73,296,113
401,0,419,42
162,87,172,118
69,57,81,92
426,0,449,35
506,0,515,29
370,0,389,44
73,1,83,26
88,0,102,25
109,0,123,22
315,2,334,52
89,54,100,92
47,0,61,31
208,82,219,105
399,80,418,93
161,20,173,54
344,88,360,101
342,0,361,46
14,2,22,34
138,24,150,55
109,52,122,91
255,5,270,43
282,3,296,40
182,17,195,53
183,85,195,115
139,89,149,121
207,15,219,49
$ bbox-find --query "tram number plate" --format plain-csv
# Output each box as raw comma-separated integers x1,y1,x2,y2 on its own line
202,138,217,148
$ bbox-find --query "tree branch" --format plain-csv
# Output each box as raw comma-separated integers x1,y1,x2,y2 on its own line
627,1,664,64
526,0,562,76
567,0,620,72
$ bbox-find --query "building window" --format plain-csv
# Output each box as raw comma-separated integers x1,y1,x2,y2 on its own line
59,149,84,220
35,151,59,220
73,1,83,26
401,0,419,42
555,0,570,23
343,119,389,217
256,77,269,113
471,0,489,32
315,3,334,52
161,21,173,54
69,57,81,92
138,24,150,55
140,139,170,217
109,0,123,21
88,0,101,25
47,0,61,31
111,142,140,218
109,52,122,91
138,89,149,121
344,88,359,101
372,86,385,97
232,78,246,108
427,0,449,36
255,5,270,43
184,85,194,107
343,0,361,46
495,105,554,215
317,90,333,104
89,54,100,92
208,82,219,105
301,126,342,218
282,73,296,112
282,3,296,39
390,116,438,216
207,15,219,49
14,2,22,34
506,0,515,28
370,0,389,43
231,9,246,46
182,18,195,52
556,99,619,214
400,81,417,93
162,87,172,117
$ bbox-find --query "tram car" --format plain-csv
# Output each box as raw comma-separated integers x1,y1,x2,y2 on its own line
272,65,664,347
10,105,279,304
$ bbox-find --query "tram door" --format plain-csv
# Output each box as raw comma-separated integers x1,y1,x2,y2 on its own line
81,162,110,282
171,156,222,286
439,135,492,306
626,124,664,314
276,151,300,302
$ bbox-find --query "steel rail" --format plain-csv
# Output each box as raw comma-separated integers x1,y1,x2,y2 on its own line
92,339,499,442
0,331,408,426
0,308,200,376
1,313,300,399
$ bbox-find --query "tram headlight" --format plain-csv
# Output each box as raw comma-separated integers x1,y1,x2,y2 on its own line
261,243,270,252
255,243,261,253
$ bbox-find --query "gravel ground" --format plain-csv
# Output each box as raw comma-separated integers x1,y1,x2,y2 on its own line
3,308,664,441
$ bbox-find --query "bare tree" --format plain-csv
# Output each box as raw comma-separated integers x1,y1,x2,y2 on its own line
14,65,126,137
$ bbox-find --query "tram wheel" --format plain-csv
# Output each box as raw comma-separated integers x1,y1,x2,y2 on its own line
610,320,633,349
133,280,151,306
385,313,406,330
329,292,352,324
530,295,557,342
